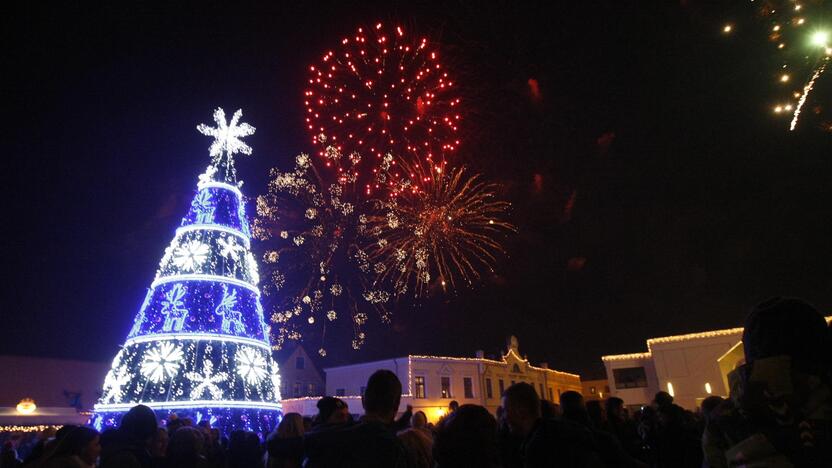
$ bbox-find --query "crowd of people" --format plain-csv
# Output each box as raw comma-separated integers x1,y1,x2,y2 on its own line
0,296,829,467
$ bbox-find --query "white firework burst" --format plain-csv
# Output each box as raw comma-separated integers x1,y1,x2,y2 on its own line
235,347,267,385
173,240,210,271
140,342,184,383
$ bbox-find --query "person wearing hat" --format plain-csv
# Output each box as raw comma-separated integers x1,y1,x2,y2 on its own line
313,396,350,427
703,297,832,468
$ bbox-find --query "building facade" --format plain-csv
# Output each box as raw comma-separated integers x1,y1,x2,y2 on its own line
277,345,324,399
581,379,611,402
282,337,582,422
602,326,744,410
0,355,110,429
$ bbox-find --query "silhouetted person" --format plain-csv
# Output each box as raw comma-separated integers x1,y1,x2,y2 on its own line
100,404,157,468
703,297,832,467
410,411,429,433
650,391,700,468
700,396,726,468
497,404,523,468
433,404,499,468
313,397,349,427
149,428,168,467
42,426,101,468
448,401,459,413
503,383,602,467
226,431,262,468
605,397,642,461
2,441,21,468
267,413,304,468
165,426,205,468
397,428,432,468
303,369,406,467
540,400,559,420
561,391,643,467
585,401,606,430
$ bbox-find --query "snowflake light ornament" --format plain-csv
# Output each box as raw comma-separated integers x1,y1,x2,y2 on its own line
140,342,184,383
197,108,256,183
173,240,210,272
185,360,228,400
102,366,131,403
218,236,245,262
235,347,267,385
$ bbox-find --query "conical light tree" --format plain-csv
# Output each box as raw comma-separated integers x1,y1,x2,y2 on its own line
93,108,281,434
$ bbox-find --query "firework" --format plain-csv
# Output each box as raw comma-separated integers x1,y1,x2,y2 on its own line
304,22,462,196
361,159,514,297
724,1,831,130
253,151,391,354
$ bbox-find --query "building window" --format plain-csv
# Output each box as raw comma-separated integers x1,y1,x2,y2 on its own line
464,377,474,398
306,383,315,396
548,387,553,401
612,367,649,389
498,379,505,396
441,377,452,398
512,364,521,373
539,384,545,399
335,388,345,396
485,378,493,399
295,356,305,369
293,382,302,397
414,376,426,399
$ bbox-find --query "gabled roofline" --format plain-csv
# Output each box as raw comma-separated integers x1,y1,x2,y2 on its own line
324,350,580,380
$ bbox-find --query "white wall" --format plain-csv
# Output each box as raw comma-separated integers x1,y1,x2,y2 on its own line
651,334,739,409
324,358,410,397
603,357,659,408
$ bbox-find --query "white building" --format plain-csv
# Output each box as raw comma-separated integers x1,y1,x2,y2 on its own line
602,325,747,410
282,337,582,422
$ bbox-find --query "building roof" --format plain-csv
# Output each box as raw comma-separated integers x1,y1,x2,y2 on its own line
601,316,832,362
325,349,580,380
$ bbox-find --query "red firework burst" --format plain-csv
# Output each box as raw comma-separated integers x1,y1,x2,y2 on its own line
304,22,462,196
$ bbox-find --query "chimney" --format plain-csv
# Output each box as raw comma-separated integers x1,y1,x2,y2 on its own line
475,350,485,359
540,362,549,369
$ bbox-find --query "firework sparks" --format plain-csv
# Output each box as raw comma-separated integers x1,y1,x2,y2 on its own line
724,2,830,130
361,159,514,297
304,22,462,196
253,150,392,354
790,59,828,130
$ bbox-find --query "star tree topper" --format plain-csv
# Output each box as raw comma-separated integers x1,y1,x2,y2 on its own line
197,108,256,183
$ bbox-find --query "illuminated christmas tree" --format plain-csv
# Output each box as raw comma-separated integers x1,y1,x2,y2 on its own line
93,108,281,434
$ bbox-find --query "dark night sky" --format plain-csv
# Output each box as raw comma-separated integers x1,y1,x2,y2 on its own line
4,1,832,379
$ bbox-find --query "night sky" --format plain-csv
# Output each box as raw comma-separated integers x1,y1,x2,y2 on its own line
5,1,832,379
